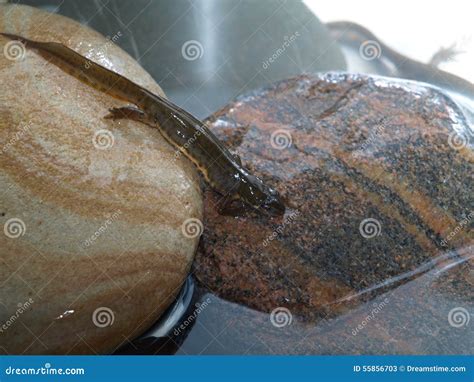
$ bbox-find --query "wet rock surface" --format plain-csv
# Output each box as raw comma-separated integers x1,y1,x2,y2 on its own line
0,4,202,355
191,73,473,343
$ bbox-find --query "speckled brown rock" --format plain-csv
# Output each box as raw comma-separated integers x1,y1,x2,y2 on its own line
194,73,473,323
0,4,202,354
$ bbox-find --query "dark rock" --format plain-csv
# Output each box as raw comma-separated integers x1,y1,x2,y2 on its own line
194,73,473,327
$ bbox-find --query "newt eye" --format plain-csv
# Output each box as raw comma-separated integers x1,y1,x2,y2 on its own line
262,192,286,216
267,187,279,196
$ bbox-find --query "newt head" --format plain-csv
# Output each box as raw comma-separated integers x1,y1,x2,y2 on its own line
237,172,286,216
260,185,286,216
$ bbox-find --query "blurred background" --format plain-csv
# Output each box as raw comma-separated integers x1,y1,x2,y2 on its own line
16,0,473,118
305,0,473,82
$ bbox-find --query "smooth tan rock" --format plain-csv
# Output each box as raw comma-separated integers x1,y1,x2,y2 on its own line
0,4,202,354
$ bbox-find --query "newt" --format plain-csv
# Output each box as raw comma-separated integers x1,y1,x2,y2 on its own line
326,21,474,99
1,32,285,216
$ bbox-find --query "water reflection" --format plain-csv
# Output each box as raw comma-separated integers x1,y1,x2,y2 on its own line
120,251,471,355
179,257,469,355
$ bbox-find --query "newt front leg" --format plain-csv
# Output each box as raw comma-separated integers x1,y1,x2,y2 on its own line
105,106,250,217
104,106,148,122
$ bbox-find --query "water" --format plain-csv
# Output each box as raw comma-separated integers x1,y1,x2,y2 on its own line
119,247,472,354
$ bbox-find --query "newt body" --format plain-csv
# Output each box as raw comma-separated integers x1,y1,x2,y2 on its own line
1,33,285,216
